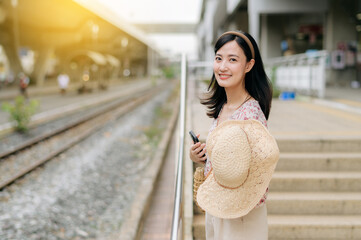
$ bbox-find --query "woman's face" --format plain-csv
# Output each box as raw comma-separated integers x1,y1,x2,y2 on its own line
213,40,253,89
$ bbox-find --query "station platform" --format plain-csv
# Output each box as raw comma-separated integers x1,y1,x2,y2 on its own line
0,77,145,102
191,84,361,141
0,78,151,134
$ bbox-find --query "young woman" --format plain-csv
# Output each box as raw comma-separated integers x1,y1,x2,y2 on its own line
189,30,274,239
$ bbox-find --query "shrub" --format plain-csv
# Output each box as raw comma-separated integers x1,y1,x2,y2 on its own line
269,66,281,98
2,96,39,132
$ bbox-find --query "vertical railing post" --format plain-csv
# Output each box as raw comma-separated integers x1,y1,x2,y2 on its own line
171,53,187,240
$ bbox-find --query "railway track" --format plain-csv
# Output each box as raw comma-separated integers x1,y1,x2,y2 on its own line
0,83,171,190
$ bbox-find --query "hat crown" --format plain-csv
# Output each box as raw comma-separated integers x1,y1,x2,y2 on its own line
211,125,251,188
198,120,280,219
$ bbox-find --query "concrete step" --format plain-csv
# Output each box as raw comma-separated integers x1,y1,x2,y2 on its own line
276,137,361,153
270,172,361,192
276,152,361,171
193,214,361,240
267,192,361,215
269,214,361,240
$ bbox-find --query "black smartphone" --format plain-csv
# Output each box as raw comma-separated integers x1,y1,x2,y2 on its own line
189,130,206,158
189,130,199,143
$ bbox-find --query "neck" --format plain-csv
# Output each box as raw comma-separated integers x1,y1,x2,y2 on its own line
224,85,249,108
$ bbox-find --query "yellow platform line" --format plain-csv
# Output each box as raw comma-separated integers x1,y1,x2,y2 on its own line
298,101,361,124
334,99,361,108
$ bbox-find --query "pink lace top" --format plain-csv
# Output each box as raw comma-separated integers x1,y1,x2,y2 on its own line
204,99,268,208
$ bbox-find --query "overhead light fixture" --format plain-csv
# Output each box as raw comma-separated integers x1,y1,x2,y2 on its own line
356,25,361,32
357,13,361,20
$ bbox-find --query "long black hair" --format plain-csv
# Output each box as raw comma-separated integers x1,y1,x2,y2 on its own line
201,31,273,120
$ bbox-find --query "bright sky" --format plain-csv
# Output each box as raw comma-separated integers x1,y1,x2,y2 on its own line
96,0,202,58
99,0,202,23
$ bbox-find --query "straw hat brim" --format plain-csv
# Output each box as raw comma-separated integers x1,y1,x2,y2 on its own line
197,119,279,219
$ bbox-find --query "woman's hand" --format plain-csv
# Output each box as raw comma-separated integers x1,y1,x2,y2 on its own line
189,134,207,163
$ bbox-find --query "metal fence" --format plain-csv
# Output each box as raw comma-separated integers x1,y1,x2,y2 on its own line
265,50,328,98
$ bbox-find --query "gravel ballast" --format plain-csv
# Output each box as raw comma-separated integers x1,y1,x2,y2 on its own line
0,87,174,240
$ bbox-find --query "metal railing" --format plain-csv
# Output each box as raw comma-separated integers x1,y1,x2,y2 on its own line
265,50,328,98
171,53,187,240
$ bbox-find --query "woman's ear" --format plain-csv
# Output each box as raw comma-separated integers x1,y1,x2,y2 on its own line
245,59,255,73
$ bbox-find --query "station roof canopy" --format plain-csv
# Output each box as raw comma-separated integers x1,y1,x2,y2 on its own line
73,0,156,49
1,0,158,53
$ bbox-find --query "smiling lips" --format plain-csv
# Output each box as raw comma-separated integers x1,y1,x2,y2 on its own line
218,74,232,80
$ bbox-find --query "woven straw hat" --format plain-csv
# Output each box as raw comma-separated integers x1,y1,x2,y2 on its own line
197,119,279,219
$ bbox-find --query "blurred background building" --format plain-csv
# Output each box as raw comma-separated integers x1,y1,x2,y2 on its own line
198,0,361,90
1,0,361,95
0,0,161,89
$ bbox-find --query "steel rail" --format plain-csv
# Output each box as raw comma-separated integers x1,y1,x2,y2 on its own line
0,85,160,160
0,84,169,190
171,53,187,240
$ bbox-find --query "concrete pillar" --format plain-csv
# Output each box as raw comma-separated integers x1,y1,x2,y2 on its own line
260,15,268,59
147,47,151,77
153,50,157,77
147,47,156,77
248,1,261,43
249,13,260,44
260,15,285,60
1,40,23,76
31,47,54,86
111,66,120,80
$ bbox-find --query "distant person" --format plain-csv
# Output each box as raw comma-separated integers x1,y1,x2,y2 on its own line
190,31,279,239
0,71,5,90
7,72,15,85
18,72,30,98
57,72,70,95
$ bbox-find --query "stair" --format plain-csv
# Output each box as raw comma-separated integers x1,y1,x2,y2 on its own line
192,137,361,240
269,215,361,239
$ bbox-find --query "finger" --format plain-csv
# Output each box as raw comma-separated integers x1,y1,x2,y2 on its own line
194,146,204,154
190,142,201,150
197,149,206,158
191,149,200,158
196,144,206,154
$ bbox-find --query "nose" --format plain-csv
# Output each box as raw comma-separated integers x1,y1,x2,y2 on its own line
219,60,228,71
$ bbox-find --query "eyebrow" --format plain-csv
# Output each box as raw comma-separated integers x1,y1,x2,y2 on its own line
216,53,240,58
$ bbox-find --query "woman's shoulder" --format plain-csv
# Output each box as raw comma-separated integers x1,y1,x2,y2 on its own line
235,99,262,115
232,99,267,127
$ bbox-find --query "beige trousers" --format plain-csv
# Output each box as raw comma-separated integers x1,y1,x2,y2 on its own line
205,205,268,240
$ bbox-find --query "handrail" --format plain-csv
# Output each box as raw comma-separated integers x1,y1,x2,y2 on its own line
265,50,328,98
171,53,187,240
265,50,328,66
